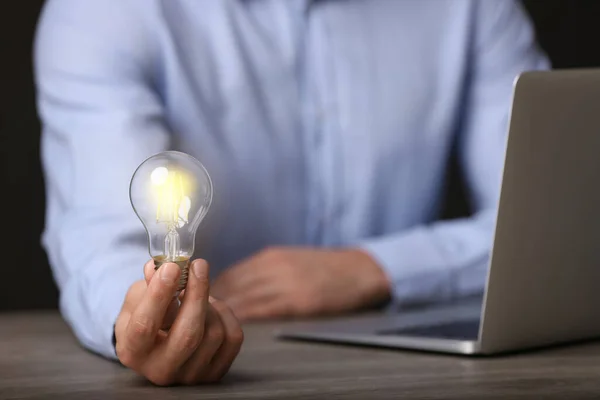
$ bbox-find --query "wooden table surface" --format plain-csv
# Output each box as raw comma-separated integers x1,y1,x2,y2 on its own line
1,311,600,399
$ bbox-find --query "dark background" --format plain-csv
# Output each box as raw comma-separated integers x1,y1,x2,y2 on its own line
1,1,599,311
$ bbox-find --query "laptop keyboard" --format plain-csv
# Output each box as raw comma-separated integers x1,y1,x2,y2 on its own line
377,320,480,341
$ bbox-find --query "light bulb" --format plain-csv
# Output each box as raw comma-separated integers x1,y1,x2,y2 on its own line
130,151,213,291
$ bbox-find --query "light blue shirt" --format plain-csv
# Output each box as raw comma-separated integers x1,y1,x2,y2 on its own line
35,0,549,358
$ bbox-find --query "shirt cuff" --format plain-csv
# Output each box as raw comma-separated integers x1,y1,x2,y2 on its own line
358,210,496,309
360,226,455,309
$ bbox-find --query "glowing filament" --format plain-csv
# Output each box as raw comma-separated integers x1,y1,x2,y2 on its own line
151,167,192,228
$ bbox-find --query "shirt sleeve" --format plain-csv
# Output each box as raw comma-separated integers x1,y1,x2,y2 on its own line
360,0,551,308
35,0,168,358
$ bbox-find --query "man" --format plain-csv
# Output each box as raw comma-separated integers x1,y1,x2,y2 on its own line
35,0,548,386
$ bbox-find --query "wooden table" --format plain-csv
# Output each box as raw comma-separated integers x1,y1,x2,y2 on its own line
1,311,600,399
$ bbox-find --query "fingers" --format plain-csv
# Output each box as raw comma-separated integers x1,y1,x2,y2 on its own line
118,259,242,386
212,270,266,301
121,262,181,362
161,297,180,331
151,259,211,373
231,299,287,321
115,281,146,348
203,298,244,381
224,287,280,320
178,306,225,384
144,259,155,285
211,258,266,299
144,261,180,331
178,299,244,384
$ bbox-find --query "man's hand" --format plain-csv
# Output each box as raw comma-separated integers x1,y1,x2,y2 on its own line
114,259,244,386
211,247,391,321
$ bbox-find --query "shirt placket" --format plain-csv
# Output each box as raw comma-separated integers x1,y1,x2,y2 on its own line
303,4,340,246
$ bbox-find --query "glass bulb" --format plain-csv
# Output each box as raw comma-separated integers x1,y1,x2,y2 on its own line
129,151,213,291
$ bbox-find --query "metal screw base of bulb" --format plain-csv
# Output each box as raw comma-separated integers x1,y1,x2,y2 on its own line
153,257,190,292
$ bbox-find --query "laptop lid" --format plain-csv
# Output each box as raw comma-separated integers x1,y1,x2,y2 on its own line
477,69,600,354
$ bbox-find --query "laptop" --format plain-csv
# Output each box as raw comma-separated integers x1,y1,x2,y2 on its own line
275,69,600,355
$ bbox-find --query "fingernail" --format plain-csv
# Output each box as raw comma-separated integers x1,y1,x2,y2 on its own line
208,296,216,303
160,263,180,284
192,260,207,279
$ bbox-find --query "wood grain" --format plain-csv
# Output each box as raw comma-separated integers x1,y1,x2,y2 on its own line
1,311,600,399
